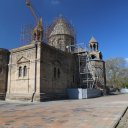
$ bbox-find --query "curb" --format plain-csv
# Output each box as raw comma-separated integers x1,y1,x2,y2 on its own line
111,106,128,128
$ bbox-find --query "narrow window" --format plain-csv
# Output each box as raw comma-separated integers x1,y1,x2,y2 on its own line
58,68,60,78
90,44,92,50
73,75,75,83
54,67,56,78
0,66,2,74
93,44,96,51
19,67,22,77
23,66,27,76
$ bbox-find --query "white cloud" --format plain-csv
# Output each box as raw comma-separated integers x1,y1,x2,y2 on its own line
51,0,60,5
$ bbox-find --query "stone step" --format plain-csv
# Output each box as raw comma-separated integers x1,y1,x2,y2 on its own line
0,93,6,100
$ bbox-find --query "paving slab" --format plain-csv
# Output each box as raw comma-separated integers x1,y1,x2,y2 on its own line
0,94,128,128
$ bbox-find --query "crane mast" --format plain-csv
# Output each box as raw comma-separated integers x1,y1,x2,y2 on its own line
26,0,39,24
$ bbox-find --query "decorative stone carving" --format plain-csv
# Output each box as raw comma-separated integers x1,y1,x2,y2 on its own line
17,56,30,64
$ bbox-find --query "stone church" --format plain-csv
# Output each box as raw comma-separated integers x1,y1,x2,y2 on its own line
0,17,106,101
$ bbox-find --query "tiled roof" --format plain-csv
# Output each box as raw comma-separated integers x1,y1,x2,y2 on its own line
48,17,75,37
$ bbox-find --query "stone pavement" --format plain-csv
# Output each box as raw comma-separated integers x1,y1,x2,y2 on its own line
0,94,128,128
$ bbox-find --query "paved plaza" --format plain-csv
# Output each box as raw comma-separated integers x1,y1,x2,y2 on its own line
0,94,128,128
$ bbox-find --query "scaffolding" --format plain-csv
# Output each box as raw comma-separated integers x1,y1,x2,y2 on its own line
68,43,102,89
46,16,76,42
20,24,34,46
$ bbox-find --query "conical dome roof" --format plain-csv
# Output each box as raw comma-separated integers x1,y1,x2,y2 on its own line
89,36,98,43
47,17,75,38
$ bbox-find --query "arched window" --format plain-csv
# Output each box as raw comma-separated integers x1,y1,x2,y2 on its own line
91,55,97,60
23,66,27,76
93,44,96,51
19,67,22,77
73,75,75,83
58,68,60,78
90,44,92,50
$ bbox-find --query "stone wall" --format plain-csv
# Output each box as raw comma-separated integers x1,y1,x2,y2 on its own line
0,48,9,100
40,43,79,100
48,35,74,52
6,42,41,101
6,42,79,101
89,60,106,88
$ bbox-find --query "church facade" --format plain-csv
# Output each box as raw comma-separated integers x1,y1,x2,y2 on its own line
0,17,106,101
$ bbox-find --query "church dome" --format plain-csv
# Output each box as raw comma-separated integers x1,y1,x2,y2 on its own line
47,17,75,38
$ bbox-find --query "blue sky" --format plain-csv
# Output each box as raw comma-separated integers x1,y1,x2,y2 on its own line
0,0,128,60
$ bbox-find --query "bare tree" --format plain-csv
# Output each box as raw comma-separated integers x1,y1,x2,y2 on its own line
105,57,128,88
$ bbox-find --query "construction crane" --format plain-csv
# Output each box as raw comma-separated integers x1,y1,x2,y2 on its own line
26,0,43,42
26,0,39,24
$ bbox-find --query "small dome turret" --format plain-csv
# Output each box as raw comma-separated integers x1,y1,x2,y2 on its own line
89,36,99,51
89,36,102,60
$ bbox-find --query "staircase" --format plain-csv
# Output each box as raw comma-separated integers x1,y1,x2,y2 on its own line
79,54,96,88
79,51,106,90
